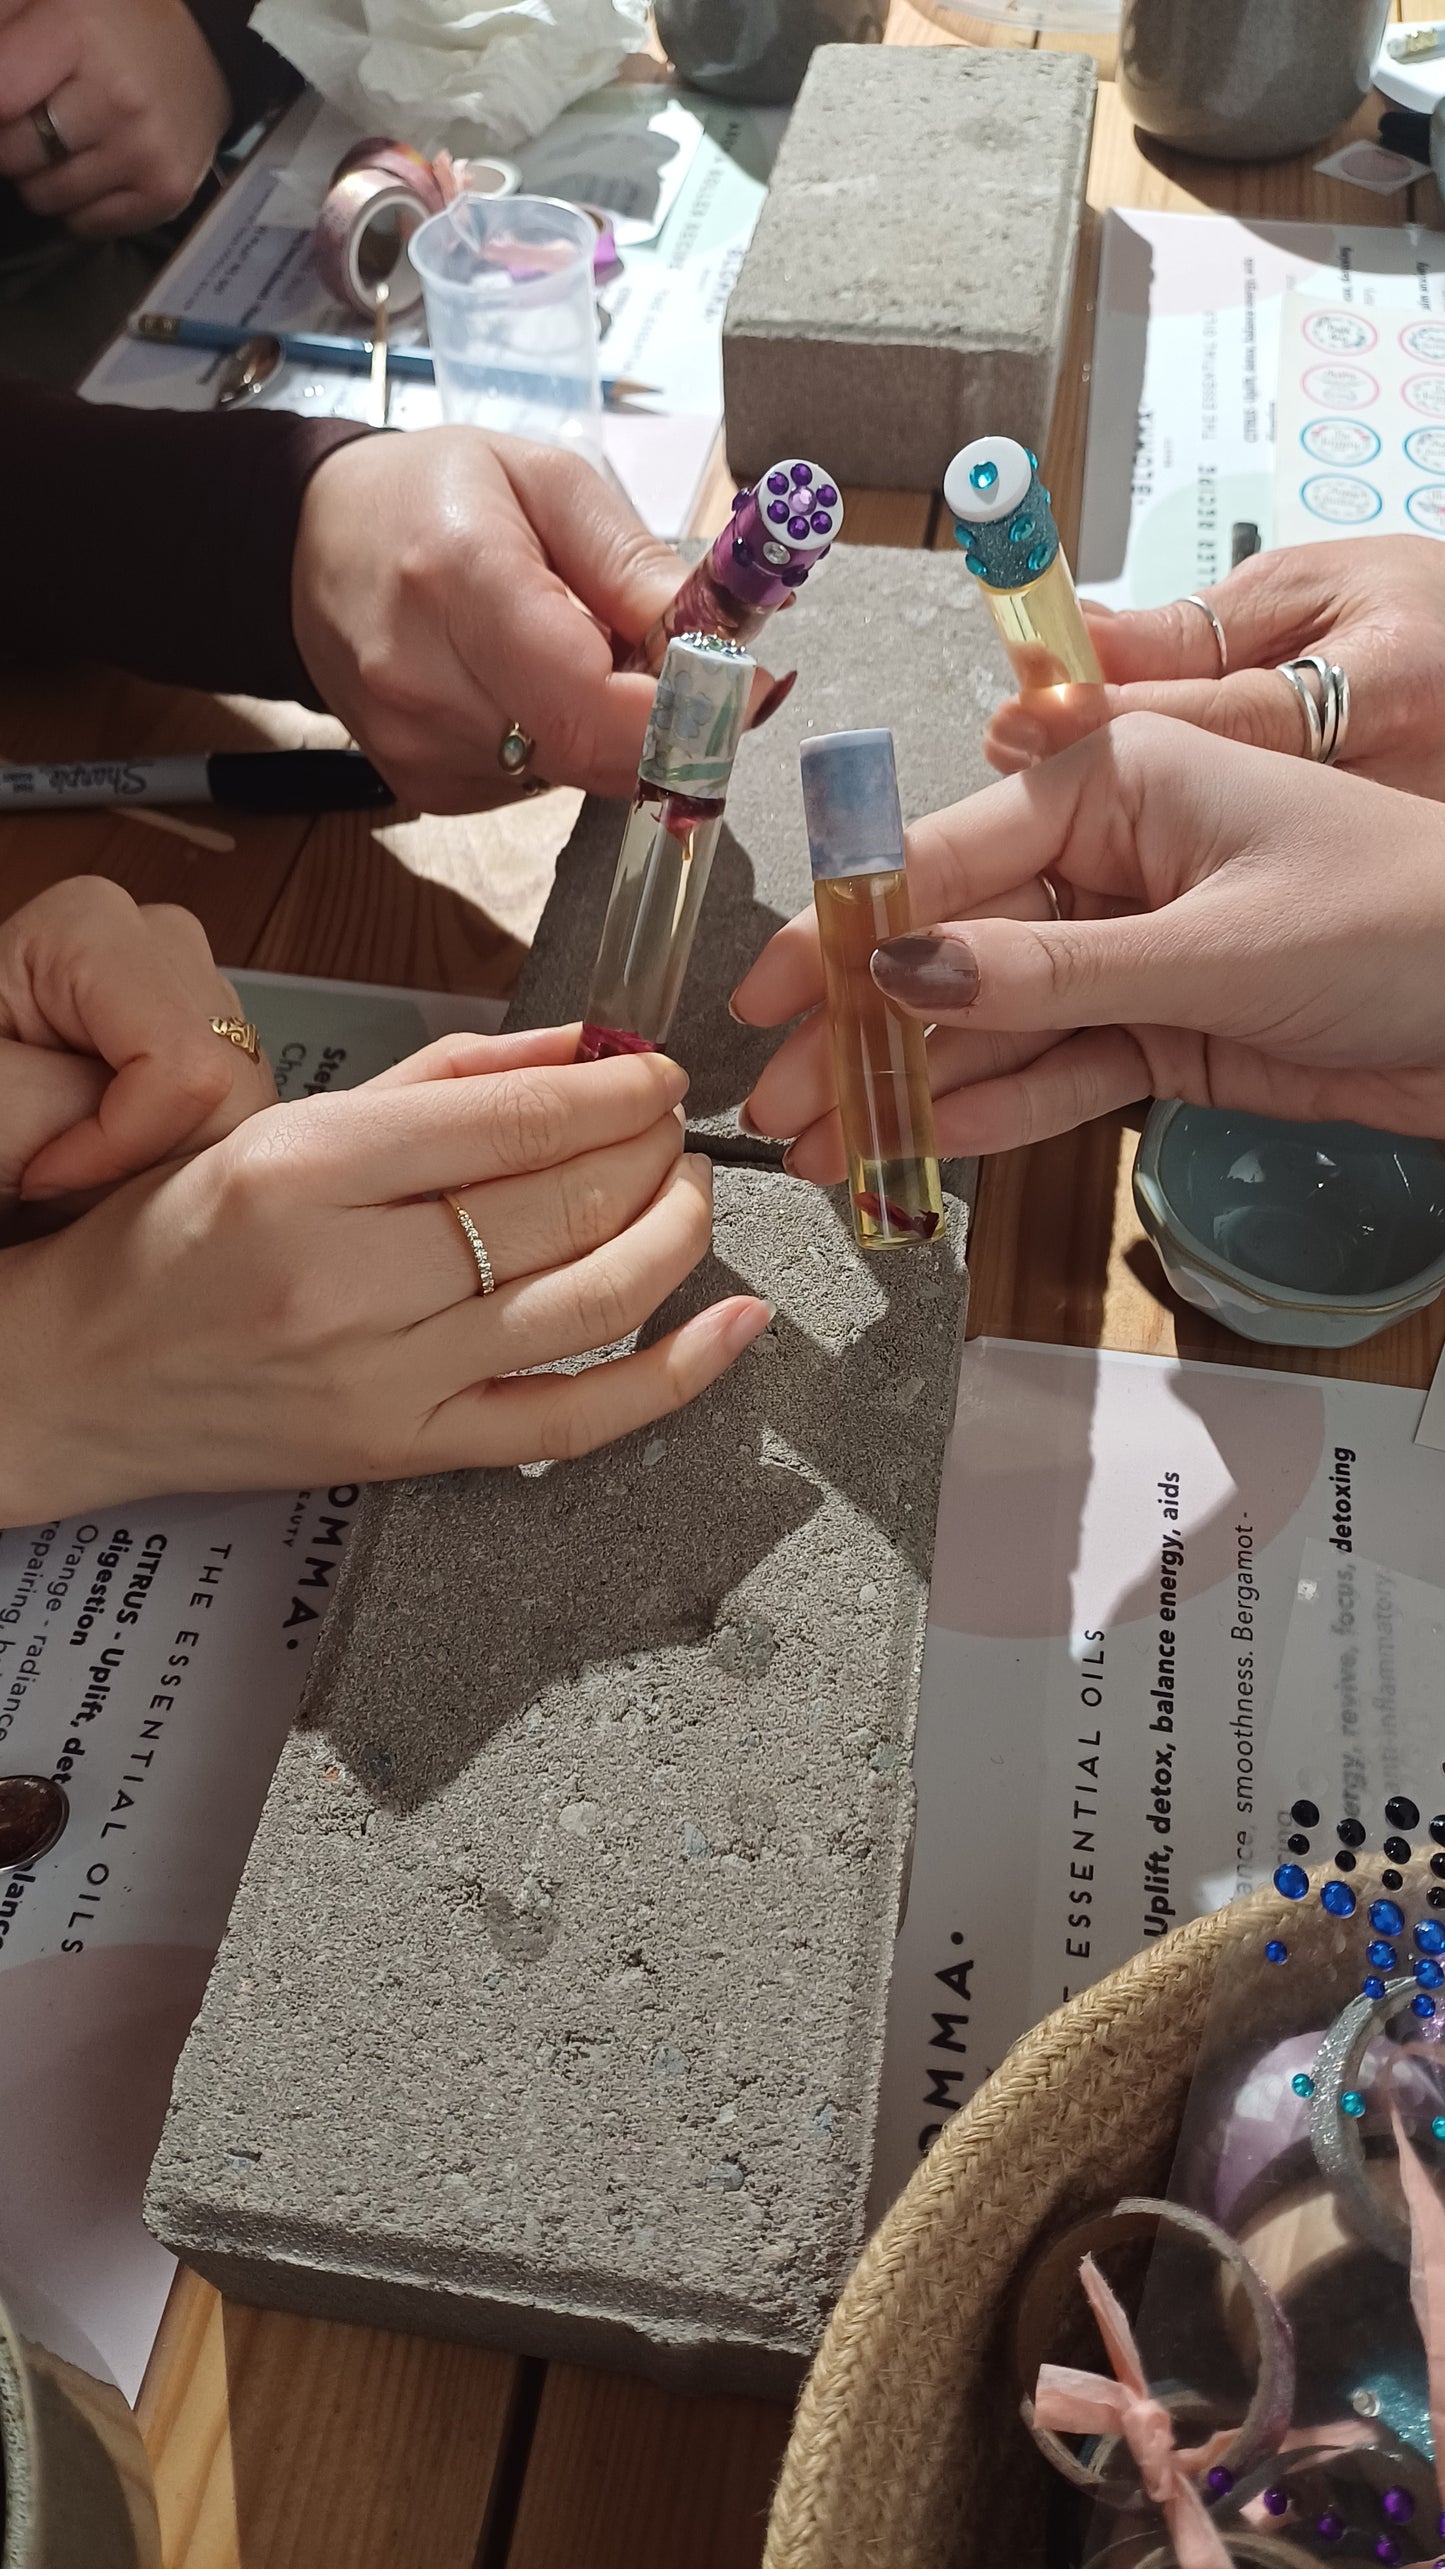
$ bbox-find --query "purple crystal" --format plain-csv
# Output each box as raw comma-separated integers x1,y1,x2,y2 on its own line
1318,2514,1345,2542
1383,2490,1416,2523
1262,2488,1288,2517
766,471,789,494
1376,2543,1402,2566
816,483,838,507
732,489,751,510
1206,2467,1235,2497
767,499,790,524
790,461,814,486
809,510,833,535
779,567,808,587
787,514,811,540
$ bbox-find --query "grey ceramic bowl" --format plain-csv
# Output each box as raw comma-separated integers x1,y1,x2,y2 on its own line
1117,0,1391,163
1133,1101,1445,1349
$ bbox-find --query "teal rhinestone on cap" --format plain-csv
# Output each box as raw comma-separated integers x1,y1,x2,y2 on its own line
970,459,998,492
1026,544,1050,575
1008,514,1035,544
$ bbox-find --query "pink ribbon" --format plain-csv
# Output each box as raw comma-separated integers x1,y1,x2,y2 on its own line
1034,2255,1235,2569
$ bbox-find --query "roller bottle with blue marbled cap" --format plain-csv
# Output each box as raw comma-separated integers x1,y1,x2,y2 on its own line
579,632,755,1063
803,730,943,1253
943,435,1102,695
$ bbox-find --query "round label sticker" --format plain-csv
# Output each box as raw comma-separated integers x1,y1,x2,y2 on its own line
1404,373,1445,417
1301,364,1378,410
1299,476,1382,525
1401,322,1445,365
1406,484,1445,534
1405,426,1445,472
1300,418,1381,467
1302,310,1377,356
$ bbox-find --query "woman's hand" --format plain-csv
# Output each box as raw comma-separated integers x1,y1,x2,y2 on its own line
0,1029,771,1524
733,715,1445,1169
0,0,229,237
0,877,274,1208
292,432,693,814
984,537,1445,800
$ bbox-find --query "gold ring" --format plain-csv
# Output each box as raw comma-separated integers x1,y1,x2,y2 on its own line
211,1015,260,1061
30,99,68,164
442,1192,495,1296
498,720,535,779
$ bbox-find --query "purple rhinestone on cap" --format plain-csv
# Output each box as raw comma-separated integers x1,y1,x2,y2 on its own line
1376,2542,1402,2565
767,499,790,524
1261,2488,1288,2517
790,462,813,486
809,510,832,535
1206,2468,1234,2497
1318,2512,1345,2542
766,471,789,494
816,483,838,507
1382,2493,1416,2525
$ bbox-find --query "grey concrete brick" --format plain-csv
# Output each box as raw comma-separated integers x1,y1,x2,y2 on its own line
723,45,1096,491
145,549,1006,2395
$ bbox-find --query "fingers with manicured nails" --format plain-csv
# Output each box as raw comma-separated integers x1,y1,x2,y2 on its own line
417,1294,773,1471
291,1050,689,1204
418,1154,714,1384
361,1026,587,1090
408,1112,685,1310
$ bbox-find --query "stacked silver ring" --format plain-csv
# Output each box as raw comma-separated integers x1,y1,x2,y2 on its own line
1276,654,1351,765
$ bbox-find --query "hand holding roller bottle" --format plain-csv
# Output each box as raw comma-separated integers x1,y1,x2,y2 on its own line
615,460,843,680
578,633,755,1064
943,436,1102,696
802,731,943,1254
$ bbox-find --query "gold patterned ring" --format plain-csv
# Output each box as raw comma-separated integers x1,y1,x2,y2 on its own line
442,1192,496,1296
210,1015,260,1061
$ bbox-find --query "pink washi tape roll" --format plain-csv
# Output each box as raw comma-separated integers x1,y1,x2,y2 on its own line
330,135,447,213
314,167,431,316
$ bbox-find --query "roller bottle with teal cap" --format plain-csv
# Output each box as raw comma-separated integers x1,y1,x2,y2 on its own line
943,435,1102,695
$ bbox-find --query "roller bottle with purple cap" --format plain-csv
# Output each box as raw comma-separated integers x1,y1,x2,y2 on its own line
615,459,842,720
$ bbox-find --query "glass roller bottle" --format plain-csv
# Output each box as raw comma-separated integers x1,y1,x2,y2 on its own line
578,632,755,1062
801,729,944,1252
614,459,842,676
943,434,1102,694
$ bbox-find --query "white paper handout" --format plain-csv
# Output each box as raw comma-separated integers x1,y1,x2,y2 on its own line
1078,209,1445,608
0,973,502,2399
1273,288,1445,544
868,1339,1445,2219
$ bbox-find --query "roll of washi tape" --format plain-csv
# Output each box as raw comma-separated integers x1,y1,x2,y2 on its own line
330,135,447,214
448,155,521,199
315,168,431,317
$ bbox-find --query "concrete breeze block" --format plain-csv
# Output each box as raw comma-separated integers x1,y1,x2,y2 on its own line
723,44,1096,492
145,551,1008,2395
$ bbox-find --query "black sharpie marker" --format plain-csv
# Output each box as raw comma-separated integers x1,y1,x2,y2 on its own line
0,749,393,815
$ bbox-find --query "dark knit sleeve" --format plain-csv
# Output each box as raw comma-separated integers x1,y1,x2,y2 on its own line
184,0,305,142
1,382,372,703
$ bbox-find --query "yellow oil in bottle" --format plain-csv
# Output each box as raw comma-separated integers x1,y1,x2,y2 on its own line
813,869,944,1252
983,550,1104,695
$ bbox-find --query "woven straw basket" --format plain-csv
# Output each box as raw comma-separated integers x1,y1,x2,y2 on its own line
764,1901,1267,2569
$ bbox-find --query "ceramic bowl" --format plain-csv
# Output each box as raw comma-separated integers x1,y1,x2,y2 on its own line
1132,1102,1445,1349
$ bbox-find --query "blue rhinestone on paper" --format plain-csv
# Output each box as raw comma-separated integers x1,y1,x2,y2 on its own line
1321,1879,1358,1918
1274,1864,1309,1901
1418,1958,1444,1989
1369,1940,1399,1970
1415,1918,1445,1957
1371,1899,1406,1937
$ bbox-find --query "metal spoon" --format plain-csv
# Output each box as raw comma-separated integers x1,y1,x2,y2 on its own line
214,333,284,409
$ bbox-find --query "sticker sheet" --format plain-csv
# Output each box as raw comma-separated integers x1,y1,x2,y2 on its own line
1274,288,1445,544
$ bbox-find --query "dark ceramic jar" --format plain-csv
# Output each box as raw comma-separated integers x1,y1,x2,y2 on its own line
1118,0,1391,162
655,0,890,106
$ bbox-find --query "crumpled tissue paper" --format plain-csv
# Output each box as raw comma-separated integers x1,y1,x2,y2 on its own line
250,0,652,156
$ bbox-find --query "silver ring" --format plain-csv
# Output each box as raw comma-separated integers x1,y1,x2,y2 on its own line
442,1192,495,1296
30,99,68,164
1276,655,1350,765
1182,593,1228,675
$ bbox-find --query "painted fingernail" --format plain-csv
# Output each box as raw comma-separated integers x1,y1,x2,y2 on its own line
871,933,980,1012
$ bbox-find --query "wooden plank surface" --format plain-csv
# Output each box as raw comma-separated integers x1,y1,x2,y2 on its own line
504,2366,793,2569
135,2269,520,2569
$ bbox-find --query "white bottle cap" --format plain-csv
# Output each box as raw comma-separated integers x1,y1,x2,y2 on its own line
942,436,1034,525
639,633,754,798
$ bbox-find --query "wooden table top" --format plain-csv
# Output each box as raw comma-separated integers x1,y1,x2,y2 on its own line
6,6,1445,2560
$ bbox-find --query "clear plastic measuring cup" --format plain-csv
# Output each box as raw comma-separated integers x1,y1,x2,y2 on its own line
409,195,602,460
